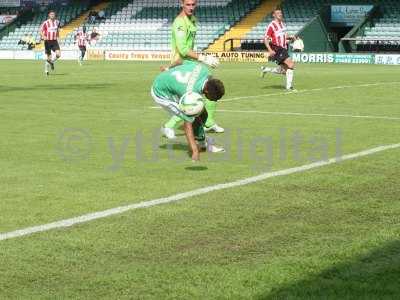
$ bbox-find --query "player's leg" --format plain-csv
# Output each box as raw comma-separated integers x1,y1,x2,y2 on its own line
283,57,295,90
78,47,85,66
204,100,224,133
193,109,207,145
49,42,61,71
163,116,183,139
77,48,82,65
261,46,287,77
44,41,51,75
194,109,225,153
53,48,61,64
152,89,186,139
45,54,51,75
81,47,86,62
261,45,283,77
163,101,224,136
152,89,224,152
260,65,286,78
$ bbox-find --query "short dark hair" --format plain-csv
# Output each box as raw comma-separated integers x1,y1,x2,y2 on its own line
48,10,55,15
272,7,282,15
205,78,225,101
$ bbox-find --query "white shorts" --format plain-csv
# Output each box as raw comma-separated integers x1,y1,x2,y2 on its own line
151,87,186,119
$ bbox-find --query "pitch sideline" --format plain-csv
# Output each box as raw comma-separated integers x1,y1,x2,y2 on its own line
220,81,400,102
217,109,400,121
1,143,400,242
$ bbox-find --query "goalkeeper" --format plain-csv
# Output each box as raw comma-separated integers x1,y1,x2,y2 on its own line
160,0,224,140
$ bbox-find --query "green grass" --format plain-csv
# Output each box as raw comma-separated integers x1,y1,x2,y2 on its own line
0,60,400,299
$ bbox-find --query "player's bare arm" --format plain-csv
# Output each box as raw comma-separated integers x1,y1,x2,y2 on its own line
160,58,183,72
184,121,200,161
40,27,46,41
265,37,275,56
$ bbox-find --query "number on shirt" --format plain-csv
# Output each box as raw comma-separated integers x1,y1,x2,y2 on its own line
172,71,191,84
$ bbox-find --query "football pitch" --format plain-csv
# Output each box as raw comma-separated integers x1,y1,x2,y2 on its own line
1,60,400,299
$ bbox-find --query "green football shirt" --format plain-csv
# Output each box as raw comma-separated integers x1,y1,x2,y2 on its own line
171,15,197,62
152,62,210,122
153,61,210,100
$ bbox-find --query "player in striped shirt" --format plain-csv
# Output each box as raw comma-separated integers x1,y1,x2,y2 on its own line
40,10,61,76
75,27,90,66
260,8,296,91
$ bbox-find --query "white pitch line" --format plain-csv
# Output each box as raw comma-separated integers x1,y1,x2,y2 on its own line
220,81,400,103
1,143,400,242
150,106,399,121
218,109,400,121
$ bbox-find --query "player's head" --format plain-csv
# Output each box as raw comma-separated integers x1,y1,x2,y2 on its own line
272,8,283,21
203,78,225,101
48,10,56,20
181,0,197,17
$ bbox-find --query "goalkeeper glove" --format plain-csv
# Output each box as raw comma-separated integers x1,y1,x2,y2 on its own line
198,54,220,68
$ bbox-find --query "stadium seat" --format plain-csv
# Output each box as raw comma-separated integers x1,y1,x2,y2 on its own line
244,0,387,42
60,0,261,51
0,2,89,50
355,0,400,51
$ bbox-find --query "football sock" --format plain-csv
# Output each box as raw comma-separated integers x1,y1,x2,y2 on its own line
51,56,59,63
204,100,217,128
193,109,208,142
193,120,206,142
286,68,294,89
165,115,183,129
263,66,285,75
271,66,285,75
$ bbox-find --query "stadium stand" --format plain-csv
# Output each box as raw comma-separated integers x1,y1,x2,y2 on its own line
244,0,380,43
244,0,319,42
0,7,20,30
60,0,261,51
207,0,281,52
0,2,89,50
356,0,400,52
1,0,399,53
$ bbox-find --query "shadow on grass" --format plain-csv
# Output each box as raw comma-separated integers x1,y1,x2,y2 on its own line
48,73,69,76
185,165,208,171
0,83,113,93
261,240,400,299
261,85,285,90
159,143,188,152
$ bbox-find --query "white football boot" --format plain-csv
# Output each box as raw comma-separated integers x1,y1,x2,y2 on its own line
204,124,225,133
198,138,225,153
260,66,271,78
160,127,176,139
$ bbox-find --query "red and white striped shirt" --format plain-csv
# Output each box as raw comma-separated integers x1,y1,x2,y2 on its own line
76,31,89,47
264,20,287,48
40,19,60,41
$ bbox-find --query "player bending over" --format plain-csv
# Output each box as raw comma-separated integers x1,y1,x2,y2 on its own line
75,27,90,66
160,0,224,140
152,61,225,161
40,10,61,76
260,8,296,91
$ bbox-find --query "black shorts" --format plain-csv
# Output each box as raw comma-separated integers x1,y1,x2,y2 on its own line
79,46,87,52
269,44,289,65
44,40,60,55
